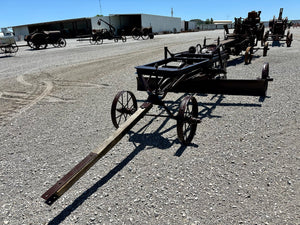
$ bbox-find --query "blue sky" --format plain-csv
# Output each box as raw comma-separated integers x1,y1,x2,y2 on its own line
0,0,299,28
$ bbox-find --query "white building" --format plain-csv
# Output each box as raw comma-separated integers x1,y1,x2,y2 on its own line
11,14,182,40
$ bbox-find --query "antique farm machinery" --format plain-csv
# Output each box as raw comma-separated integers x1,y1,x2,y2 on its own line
24,30,66,50
89,18,127,45
132,27,154,40
262,8,293,47
42,44,273,205
0,34,18,56
223,10,268,64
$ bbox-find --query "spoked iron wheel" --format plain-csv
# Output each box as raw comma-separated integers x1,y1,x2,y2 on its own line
58,38,67,47
261,62,270,80
90,36,97,45
111,91,138,129
142,33,149,40
96,36,103,45
177,95,199,145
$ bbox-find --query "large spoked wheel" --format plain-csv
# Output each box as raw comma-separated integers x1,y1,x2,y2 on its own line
111,91,138,129
244,46,253,64
132,31,140,40
58,38,67,47
27,41,34,49
142,33,149,40
96,36,103,45
3,45,18,57
177,95,199,145
90,36,97,45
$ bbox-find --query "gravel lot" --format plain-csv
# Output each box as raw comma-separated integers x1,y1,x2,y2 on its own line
0,29,299,224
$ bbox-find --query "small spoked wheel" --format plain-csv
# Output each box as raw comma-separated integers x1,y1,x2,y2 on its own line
177,95,199,145
90,36,97,45
261,62,270,80
111,91,138,129
142,34,149,40
96,37,103,45
122,36,127,42
244,46,253,64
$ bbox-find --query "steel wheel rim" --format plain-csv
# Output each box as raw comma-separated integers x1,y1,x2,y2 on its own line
177,96,198,145
111,91,137,129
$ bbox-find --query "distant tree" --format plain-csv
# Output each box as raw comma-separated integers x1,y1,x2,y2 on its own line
95,14,103,17
190,19,205,25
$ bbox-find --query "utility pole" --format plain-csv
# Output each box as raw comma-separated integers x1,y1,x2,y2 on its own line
99,0,102,15
171,8,173,17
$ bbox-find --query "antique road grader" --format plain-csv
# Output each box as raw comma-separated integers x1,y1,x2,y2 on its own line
262,8,293,47
24,30,66,50
42,42,273,205
223,10,268,64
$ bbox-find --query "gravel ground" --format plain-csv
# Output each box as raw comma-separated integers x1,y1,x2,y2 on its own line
0,29,299,224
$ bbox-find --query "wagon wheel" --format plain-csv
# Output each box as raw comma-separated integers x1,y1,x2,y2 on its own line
132,34,140,40
27,41,34,49
177,95,199,145
244,46,253,64
33,43,48,50
261,62,269,80
142,32,150,40
263,42,268,57
58,38,66,47
121,36,127,42
114,38,119,43
132,29,140,40
286,33,293,47
111,91,138,129
53,42,59,47
4,46,17,57
96,36,103,45
31,33,48,50
89,36,97,45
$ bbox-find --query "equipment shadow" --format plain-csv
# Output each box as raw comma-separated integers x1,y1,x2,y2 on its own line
47,94,262,225
227,54,261,67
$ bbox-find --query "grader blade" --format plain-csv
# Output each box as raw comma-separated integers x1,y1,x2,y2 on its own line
42,103,152,205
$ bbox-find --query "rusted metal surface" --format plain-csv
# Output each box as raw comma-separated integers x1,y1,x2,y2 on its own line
132,27,154,40
89,19,127,45
24,30,66,50
42,103,152,205
262,8,293,47
222,10,267,63
42,44,273,205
